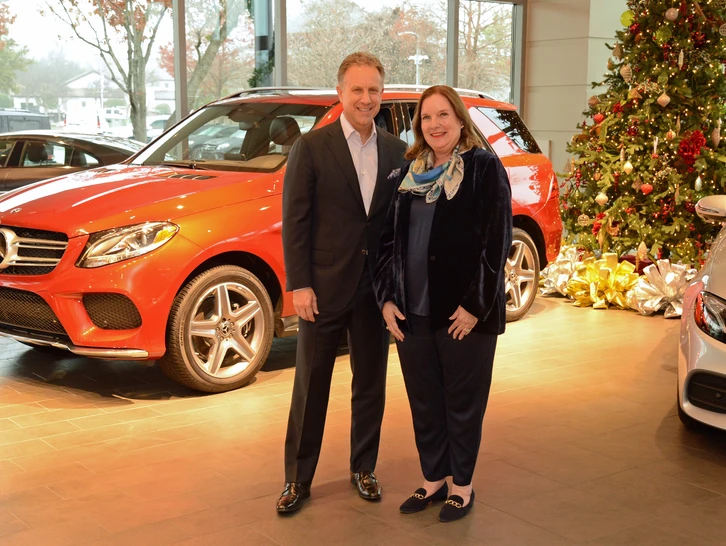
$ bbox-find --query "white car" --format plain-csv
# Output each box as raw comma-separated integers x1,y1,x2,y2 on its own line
678,194,726,430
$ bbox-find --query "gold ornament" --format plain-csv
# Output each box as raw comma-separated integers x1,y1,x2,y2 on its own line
607,224,620,237
594,171,602,181
629,88,642,100
695,176,703,191
720,23,726,36
620,64,633,83
577,214,591,227
595,193,609,206
623,160,634,175
678,50,684,69
588,95,600,108
657,93,671,107
613,43,623,60
666,129,676,140
607,59,615,71
632,178,643,191
665,8,679,21
676,115,681,134
620,146,626,162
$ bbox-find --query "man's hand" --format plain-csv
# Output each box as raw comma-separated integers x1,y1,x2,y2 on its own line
382,301,405,342
293,288,319,322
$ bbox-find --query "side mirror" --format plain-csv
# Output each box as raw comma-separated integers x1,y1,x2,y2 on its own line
696,195,726,224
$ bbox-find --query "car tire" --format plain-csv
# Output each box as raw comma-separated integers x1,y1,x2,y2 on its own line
159,265,274,393
505,228,540,322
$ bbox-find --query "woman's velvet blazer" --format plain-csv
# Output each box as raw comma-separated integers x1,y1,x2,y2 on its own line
373,147,513,335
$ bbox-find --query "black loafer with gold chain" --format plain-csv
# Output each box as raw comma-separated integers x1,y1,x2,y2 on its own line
438,490,475,522
399,482,448,514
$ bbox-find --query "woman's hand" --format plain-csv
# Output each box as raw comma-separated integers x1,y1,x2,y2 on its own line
448,306,478,340
382,301,405,342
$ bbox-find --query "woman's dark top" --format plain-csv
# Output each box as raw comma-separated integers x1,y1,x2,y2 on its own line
405,196,437,316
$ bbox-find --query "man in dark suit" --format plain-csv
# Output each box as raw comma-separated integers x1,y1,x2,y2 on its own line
277,52,407,514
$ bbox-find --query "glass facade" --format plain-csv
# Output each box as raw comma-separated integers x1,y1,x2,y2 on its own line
458,1,514,103
0,0,521,139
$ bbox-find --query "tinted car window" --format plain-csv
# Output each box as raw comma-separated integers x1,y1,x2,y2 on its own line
8,118,45,131
0,140,14,167
477,107,541,154
71,150,100,167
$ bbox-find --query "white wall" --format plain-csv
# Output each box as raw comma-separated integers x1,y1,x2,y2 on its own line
524,0,627,174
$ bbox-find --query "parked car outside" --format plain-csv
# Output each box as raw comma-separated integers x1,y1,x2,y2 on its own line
0,109,51,133
678,194,726,431
145,116,170,142
0,87,562,393
0,131,144,194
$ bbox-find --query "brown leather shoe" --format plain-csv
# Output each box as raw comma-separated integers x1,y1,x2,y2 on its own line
351,471,382,501
276,482,311,514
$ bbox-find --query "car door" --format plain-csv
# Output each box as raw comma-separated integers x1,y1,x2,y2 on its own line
3,140,82,191
0,138,17,192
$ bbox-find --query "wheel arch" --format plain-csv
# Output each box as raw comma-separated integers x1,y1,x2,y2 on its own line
174,251,283,321
513,215,548,269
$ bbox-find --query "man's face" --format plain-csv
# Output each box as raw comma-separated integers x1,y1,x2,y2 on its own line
336,64,383,136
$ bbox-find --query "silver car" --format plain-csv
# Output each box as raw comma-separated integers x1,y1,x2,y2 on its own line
678,195,726,430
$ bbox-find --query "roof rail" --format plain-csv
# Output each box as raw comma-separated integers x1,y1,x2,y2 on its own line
384,84,497,101
237,86,331,94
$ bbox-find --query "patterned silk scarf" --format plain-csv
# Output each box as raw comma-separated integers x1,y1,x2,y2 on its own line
398,146,466,203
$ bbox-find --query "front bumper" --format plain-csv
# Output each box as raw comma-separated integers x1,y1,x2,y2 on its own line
678,285,726,431
0,232,200,360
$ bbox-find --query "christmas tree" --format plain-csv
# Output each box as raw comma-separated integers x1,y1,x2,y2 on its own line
561,0,726,266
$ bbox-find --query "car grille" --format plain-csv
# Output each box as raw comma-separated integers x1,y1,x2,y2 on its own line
83,294,142,330
0,287,68,336
0,226,68,275
687,372,726,414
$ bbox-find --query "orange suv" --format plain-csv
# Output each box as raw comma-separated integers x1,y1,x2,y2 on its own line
0,87,561,392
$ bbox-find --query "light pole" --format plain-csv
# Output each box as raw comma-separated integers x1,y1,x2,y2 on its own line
398,31,429,86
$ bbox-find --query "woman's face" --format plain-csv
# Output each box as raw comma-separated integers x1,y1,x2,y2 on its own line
420,93,462,160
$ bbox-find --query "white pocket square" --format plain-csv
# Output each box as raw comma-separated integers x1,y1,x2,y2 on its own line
387,168,401,179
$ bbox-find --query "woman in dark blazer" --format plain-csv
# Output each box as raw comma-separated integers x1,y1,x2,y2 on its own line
374,85,512,522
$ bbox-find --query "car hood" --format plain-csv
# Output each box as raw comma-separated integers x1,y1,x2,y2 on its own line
703,224,726,300
0,164,275,238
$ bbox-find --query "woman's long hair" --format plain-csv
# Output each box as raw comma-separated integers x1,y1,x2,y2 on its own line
405,85,484,161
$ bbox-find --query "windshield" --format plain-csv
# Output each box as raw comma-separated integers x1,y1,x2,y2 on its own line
132,102,329,173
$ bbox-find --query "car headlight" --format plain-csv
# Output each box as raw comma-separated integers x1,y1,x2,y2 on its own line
77,222,178,268
694,291,726,344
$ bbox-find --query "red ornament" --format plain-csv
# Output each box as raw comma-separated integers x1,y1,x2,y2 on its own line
629,23,640,34
593,113,605,124
641,183,654,195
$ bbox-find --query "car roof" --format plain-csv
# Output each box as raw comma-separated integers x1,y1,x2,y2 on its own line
210,86,517,111
0,131,145,152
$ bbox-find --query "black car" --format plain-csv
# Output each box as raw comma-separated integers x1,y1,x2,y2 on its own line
0,131,145,193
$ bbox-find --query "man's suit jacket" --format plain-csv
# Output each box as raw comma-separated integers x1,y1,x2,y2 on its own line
282,119,407,313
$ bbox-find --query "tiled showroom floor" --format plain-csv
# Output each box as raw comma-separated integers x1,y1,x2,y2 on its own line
1,295,726,545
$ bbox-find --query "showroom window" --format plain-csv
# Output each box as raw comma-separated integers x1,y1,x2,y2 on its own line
285,0,446,87
458,1,514,103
